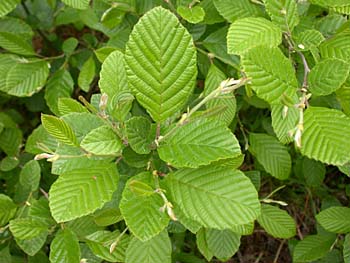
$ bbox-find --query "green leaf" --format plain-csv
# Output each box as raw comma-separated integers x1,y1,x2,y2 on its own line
320,30,350,63
200,0,224,24
204,64,236,125
177,5,205,23
205,228,241,261
241,47,298,104
0,127,22,156
301,107,350,165
158,119,241,168
0,32,35,55
213,0,262,22
125,116,154,154
61,0,90,9
295,29,325,51
120,172,169,241
19,160,41,192
49,229,80,263
10,218,48,240
125,6,197,122
4,58,49,97
344,234,350,263
85,230,130,262
0,194,17,226
49,163,119,222
0,156,19,171
129,180,155,196
15,232,47,256
25,125,58,155
108,91,134,122
257,204,296,239
302,158,325,187
41,114,78,147
166,165,260,229
293,234,336,262
62,37,78,55
0,0,20,17
271,104,298,144
0,16,33,38
81,125,123,156
45,69,74,116
125,230,172,263
227,17,282,55
249,133,291,180
316,207,350,233
58,98,88,116
196,228,213,261
308,58,350,96
263,0,299,32
99,50,129,99
78,55,96,92
94,208,123,227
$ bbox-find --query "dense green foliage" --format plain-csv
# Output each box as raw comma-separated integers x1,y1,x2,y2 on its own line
0,0,350,262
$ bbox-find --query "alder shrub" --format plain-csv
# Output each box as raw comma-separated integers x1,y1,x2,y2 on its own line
0,0,350,262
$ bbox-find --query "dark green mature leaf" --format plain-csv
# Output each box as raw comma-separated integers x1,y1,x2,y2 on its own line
125,6,197,122
45,69,74,116
213,0,262,22
241,47,298,104
49,163,119,222
206,229,241,261
125,230,172,263
49,229,80,263
41,114,78,146
293,234,336,262
158,119,241,168
78,55,96,92
166,165,260,229
125,116,154,154
81,125,123,155
308,58,350,96
263,0,299,32
344,234,350,263
301,107,350,165
62,0,90,9
19,160,41,193
316,207,350,233
302,158,326,187
120,172,169,241
0,194,17,226
0,0,20,17
227,17,282,55
25,125,58,155
257,204,296,238
0,127,22,156
249,133,291,180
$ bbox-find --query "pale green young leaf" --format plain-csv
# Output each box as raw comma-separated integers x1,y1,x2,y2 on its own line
45,69,74,116
49,229,80,263
81,125,123,156
241,47,298,104
158,119,241,168
309,58,350,96
62,0,90,9
301,107,350,165
177,5,205,23
0,194,17,226
125,6,197,122
41,114,78,146
126,230,172,263
316,207,350,233
257,204,296,239
108,91,134,122
78,55,96,92
129,180,155,196
10,218,48,240
204,64,236,125
166,165,260,229
344,234,350,263
271,104,298,144
19,160,41,192
196,228,213,261
227,17,282,55
125,116,154,154
0,0,20,17
58,98,88,116
120,172,169,241
15,232,47,257
205,228,241,261
5,58,49,97
231,222,255,236
0,32,35,56
173,206,202,234
249,133,291,180
263,0,299,32
320,30,350,63
293,234,336,262
213,0,262,22
85,230,130,262
49,163,119,222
